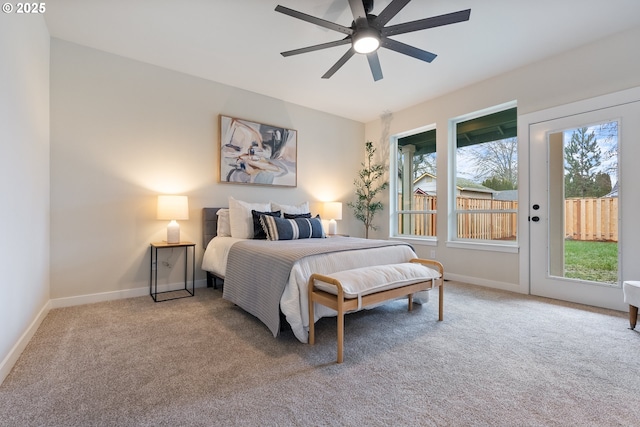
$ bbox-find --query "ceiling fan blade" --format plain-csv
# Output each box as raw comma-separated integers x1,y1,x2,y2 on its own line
366,51,383,81
275,5,353,35
382,9,471,37
374,0,411,28
322,47,356,79
381,38,437,63
281,38,351,57
347,0,368,22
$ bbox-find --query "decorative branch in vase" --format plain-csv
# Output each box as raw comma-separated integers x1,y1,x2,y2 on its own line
347,141,389,238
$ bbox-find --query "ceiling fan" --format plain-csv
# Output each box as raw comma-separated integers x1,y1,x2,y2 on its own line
275,0,471,81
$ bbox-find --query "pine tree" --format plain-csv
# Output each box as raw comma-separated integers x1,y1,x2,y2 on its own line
564,127,602,197
348,141,389,238
593,172,612,197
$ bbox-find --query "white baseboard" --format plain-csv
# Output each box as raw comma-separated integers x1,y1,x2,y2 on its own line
0,300,51,385
445,272,526,294
50,279,209,309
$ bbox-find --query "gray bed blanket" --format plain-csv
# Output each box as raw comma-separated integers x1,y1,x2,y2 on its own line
222,237,413,337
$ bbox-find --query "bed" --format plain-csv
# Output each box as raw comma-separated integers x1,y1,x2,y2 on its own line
201,203,428,343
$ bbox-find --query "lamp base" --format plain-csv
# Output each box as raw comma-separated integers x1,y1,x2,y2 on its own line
167,220,180,244
328,219,337,235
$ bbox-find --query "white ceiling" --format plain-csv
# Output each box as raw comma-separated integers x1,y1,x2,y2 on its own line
43,0,640,123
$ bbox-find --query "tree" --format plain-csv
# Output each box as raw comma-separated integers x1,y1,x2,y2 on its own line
464,137,518,189
564,127,608,197
481,176,515,191
596,121,618,179
593,172,612,197
348,141,389,238
413,152,436,179
395,148,435,182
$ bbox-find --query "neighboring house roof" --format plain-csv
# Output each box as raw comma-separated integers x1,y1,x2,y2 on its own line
412,173,496,194
455,177,496,194
494,190,519,201
413,172,436,183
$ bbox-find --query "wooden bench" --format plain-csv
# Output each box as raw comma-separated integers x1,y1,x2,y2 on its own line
308,258,444,363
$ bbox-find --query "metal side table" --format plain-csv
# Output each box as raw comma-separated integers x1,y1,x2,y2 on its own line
149,241,195,302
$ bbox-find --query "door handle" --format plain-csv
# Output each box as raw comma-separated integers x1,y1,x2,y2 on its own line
531,216,540,222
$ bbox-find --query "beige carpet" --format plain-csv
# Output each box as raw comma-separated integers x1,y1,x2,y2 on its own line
1,282,640,426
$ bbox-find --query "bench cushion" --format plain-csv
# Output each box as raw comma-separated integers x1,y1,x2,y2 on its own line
314,262,441,299
623,281,640,306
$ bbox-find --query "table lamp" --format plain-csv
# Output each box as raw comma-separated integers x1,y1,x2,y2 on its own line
324,202,342,235
157,195,189,244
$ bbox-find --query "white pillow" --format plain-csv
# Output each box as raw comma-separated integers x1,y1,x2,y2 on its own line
228,197,270,239
216,209,231,237
270,201,310,215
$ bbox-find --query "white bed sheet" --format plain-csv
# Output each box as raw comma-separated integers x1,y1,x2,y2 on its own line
201,237,419,342
201,236,244,277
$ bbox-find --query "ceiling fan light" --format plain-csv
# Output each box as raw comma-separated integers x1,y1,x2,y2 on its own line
353,30,380,54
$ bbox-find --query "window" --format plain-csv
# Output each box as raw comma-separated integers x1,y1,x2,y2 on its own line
391,126,437,239
449,103,518,247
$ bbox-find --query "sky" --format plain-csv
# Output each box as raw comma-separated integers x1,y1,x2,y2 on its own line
410,120,618,190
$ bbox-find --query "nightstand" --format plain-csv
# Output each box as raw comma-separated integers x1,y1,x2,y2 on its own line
149,241,195,302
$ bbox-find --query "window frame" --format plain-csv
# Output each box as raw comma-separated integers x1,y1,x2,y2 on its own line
447,101,519,253
389,124,438,243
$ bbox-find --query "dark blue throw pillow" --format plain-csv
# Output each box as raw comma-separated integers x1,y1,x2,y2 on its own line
251,210,281,239
283,212,312,219
260,214,325,240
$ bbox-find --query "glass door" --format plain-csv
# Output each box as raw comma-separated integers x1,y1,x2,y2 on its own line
529,100,640,310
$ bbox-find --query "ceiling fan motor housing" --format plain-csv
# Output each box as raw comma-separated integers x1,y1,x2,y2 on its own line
363,0,374,14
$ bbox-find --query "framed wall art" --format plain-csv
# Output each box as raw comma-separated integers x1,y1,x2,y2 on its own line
219,115,297,187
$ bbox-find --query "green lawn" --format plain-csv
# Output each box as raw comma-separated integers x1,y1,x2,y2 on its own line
564,240,618,284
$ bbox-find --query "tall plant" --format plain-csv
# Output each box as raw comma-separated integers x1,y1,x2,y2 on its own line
348,141,389,238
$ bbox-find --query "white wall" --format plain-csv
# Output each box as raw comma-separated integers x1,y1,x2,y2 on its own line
50,39,364,301
365,26,640,292
0,14,50,382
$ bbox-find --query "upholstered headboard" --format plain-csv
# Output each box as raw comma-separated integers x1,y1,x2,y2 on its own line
202,207,222,249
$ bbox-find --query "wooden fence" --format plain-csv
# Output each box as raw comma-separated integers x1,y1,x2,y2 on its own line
456,198,517,240
399,195,617,241
565,197,618,242
398,195,517,240
397,194,437,236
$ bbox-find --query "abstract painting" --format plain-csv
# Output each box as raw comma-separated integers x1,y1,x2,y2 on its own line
219,115,297,187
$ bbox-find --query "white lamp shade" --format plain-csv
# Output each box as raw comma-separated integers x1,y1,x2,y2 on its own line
157,195,189,220
324,202,343,221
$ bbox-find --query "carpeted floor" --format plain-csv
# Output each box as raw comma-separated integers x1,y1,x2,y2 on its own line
1,281,640,426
